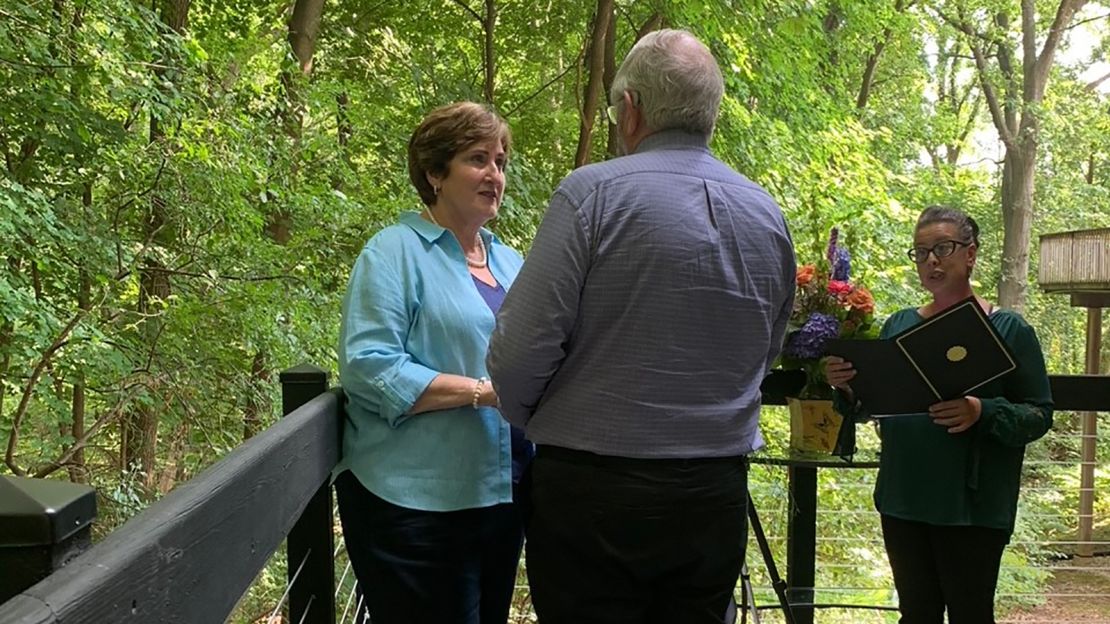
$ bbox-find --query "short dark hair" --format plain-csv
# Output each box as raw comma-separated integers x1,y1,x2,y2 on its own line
916,205,980,248
407,102,511,206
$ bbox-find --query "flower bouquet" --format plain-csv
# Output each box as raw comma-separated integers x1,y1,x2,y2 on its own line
779,228,878,453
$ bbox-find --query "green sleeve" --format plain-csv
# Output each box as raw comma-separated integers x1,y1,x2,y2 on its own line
977,318,1054,447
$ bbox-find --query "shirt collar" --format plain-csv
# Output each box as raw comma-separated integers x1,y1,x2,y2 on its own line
399,210,500,246
634,129,711,155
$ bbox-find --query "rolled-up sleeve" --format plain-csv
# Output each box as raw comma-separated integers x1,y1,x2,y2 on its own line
339,244,438,428
488,191,591,427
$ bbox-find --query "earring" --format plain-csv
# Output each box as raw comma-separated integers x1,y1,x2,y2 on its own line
433,185,441,196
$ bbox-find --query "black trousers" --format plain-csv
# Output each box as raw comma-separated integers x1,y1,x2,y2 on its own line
881,514,1010,624
525,446,748,624
334,471,525,624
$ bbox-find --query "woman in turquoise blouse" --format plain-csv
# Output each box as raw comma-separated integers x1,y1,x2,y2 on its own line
826,206,1053,624
334,102,529,624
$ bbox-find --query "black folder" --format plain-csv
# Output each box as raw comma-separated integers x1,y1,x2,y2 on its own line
825,297,1018,415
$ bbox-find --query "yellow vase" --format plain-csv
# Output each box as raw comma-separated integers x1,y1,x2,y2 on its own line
787,397,843,454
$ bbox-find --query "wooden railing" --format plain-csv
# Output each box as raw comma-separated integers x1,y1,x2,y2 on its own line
0,365,339,624
0,367,1106,624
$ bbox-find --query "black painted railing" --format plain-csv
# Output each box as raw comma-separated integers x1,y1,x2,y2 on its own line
0,364,338,624
0,367,1106,624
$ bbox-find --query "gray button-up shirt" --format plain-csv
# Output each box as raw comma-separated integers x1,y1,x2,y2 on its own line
488,130,795,458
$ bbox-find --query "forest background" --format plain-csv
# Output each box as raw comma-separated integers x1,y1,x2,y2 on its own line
2,0,1109,621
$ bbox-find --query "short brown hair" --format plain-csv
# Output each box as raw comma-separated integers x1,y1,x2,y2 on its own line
407,102,511,206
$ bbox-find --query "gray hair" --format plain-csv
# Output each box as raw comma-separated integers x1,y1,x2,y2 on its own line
609,29,724,138
916,205,980,247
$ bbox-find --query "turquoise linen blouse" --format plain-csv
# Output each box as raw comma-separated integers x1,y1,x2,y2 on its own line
336,211,523,512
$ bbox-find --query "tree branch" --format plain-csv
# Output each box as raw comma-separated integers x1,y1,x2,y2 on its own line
1065,11,1109,31
969,43,1016,147
143,266,302,283
449,0,482,23
1087,70,1110,91
951,93,983,166
0,130,12,174
1032,0,1089,102
501,63,578,118
32,385,142,478
1022,0,1038,103
985,11,1021,136
935,6,1003,46
0,56,91,70
857,38,886,110
5,312,85,476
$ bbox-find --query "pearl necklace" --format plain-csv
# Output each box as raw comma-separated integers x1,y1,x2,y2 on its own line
425,209,487,269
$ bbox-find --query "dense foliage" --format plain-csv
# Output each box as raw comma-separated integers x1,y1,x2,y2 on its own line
2,0,1108,621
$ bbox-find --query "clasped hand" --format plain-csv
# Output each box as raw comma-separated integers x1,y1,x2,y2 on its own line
928,396,981,433
821,356,981,433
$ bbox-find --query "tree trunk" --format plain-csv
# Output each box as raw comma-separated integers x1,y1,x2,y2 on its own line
269,0,326,242
945,0,1087,311
634,12,663,42
856,0,908,111
122,0,191,489
336,91,351,152
243,351,270,440
280,0,325,138
573,0,614,168
288,0,325,74
483,0,496,104
603,11,617,157
998,141,1036,311
68,185,92,483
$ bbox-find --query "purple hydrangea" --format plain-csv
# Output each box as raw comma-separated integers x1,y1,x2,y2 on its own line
784,313,840,360
832,247,851,281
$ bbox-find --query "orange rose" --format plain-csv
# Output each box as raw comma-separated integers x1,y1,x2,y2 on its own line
845,287,875,314
796,264,816,286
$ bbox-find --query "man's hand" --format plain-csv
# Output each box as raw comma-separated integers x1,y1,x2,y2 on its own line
928,396,982,433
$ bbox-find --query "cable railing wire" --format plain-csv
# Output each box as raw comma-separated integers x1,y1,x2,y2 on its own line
266,547,311,624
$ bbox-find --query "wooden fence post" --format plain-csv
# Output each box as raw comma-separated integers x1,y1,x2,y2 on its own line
280,364,335,624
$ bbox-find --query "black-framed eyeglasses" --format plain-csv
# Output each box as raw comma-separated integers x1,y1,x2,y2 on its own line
606,90,641,125
907,240,973,264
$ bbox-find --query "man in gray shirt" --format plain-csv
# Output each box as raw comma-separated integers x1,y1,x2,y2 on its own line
488,29,795,624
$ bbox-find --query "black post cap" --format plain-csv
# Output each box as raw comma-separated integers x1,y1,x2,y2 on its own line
279,363,329,384
0,475,96,547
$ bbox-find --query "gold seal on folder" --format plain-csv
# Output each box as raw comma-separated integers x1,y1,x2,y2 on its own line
946,345,968,362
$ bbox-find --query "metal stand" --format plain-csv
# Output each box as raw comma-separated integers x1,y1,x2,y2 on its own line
738,491,796,624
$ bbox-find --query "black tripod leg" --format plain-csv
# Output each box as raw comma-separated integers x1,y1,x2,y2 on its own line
747,492,797,624
738,561,757,624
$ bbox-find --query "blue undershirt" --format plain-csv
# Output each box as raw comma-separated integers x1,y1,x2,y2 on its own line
473,275,534,483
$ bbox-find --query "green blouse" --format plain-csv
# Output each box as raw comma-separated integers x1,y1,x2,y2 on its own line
835,307,1053,534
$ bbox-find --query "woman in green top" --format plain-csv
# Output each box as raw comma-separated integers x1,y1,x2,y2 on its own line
826,206,1053,624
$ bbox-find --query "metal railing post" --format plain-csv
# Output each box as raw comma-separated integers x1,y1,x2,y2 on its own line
281,364,335,624
0,476,96,604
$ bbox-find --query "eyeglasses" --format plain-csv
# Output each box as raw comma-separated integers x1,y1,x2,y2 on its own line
907,240,972,264
606,91,641,125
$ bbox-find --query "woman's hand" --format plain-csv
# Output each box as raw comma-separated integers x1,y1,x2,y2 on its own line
823,356,856,390
480,381,500,408
928,396,981,433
